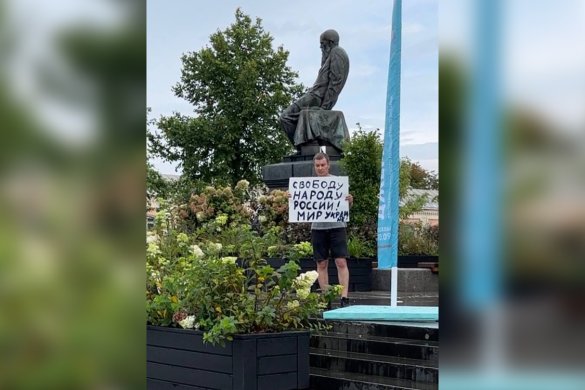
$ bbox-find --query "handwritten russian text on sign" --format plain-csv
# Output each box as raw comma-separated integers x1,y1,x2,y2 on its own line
288,177,350,223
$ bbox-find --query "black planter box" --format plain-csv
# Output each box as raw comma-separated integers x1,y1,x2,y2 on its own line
397,255,439,268
147,325,310,390
265,257,373,292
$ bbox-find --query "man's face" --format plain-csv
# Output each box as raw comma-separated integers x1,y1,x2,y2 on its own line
320,39,331,57
314,157,330,177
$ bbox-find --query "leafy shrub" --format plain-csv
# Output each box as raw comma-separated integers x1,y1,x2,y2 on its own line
398,222,439,256
146,202,342,345
341,127,437,255
347,235,376,258
340,128,382,230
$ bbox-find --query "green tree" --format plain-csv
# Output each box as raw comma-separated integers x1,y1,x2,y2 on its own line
341,126,430,246
147,161,170,200
340,126,383,228
402,158,439,190
149,9,303,187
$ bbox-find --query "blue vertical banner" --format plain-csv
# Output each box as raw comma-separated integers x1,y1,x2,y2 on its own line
460,0,501,307
378,0,402,269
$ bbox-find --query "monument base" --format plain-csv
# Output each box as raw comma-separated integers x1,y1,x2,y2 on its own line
262,143,345,189
262,158,345,190
284,142,342,162
262,112,349,190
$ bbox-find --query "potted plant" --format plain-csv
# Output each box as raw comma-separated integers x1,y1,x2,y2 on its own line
146,198,341,390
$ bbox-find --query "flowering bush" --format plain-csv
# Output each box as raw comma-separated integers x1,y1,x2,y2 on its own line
184,180,252,232
255,189,289,230
146,200,342,345
254,189,311,245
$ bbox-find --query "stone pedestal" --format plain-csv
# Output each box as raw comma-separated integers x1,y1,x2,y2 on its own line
262,110,350,190
262,142,346,189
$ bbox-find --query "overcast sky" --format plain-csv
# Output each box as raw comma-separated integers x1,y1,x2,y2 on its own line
440,0,585,134
147,0,438,175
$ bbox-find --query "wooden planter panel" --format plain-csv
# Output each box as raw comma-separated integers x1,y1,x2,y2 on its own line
148,361,232,388
147,326,309,390
148,377,210,389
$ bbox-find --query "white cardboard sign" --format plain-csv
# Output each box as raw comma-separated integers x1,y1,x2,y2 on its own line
288,176,350,223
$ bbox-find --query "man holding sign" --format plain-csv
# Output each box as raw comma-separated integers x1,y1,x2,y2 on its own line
288,152,354,307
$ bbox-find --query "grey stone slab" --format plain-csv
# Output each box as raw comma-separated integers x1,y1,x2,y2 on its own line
262,162,293,179
262,160,346,190
372,269,439,294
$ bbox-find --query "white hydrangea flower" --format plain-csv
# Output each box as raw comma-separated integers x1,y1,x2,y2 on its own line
296,287,310,300
286,300,300,309
267,245,278,255
146,233,159,244
176,232,189,244
191,245,204,258
178,315,196,329
147,242,161,257
293,271,318,299
221,256,237,264
235,180,249,191
215,214,228,226
303,271,319,284
243,204,253,216
295,271,318,288
258,215,267,223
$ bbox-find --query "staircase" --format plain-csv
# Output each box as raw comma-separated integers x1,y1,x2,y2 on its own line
309,318,438,389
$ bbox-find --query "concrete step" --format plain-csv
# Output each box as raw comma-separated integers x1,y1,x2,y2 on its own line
308,320,438,389
310,348,438,384
310,367,438,390
372,269,438,294
331,291,439,308
310,331,438,363
321,319,438,343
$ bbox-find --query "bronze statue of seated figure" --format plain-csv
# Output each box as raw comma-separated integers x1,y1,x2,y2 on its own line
279,29,350,155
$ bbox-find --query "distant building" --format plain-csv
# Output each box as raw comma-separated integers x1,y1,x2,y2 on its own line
401,189,439,226
147,173,181,228
161,174,180,182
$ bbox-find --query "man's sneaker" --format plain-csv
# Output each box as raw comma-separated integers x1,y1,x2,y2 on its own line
340,297,350,307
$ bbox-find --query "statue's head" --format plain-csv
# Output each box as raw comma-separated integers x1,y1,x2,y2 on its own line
320,29,339,46
320,29,339,59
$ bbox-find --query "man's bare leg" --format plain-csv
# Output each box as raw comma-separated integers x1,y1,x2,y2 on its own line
316,259,329,291
335,257,349,298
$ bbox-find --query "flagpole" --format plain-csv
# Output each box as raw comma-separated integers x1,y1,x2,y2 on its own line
378,0,402,307
325,0,436,323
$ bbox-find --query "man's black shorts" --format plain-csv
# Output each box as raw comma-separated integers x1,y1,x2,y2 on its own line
311,228,349,262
